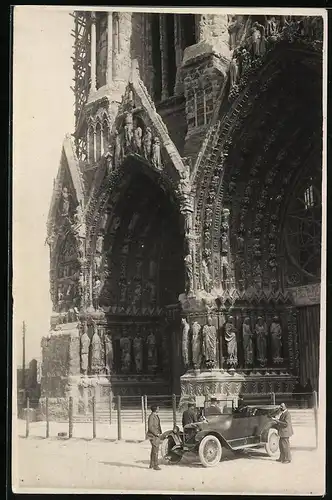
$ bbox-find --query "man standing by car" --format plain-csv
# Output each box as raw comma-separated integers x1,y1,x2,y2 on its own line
182,401,198,427
272,402,294,463
146,405,162,470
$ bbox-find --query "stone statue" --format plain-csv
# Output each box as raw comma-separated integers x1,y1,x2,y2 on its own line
123,112,133,153
143,127,153,159
224,316,238,369
179,166,191,196
192,321,202,369
184,253,194,294
270,315,283,363
202,316,217,368
266,16,277,36
119,281,127,303
93,277,102,308
251,22,266,57
220,208,230,255
151,136,162,169
96,234,104,254
110,216,121,235
62,187,70,216
133,282,142,305
147,331,158,372
114,130,123,168
91,330,102,374
104,144,113,173
133,332,143,373
94,254,102,274
120,337,131,373
238,47,251,74
104,335,113,374
147,281,157,302
255,316,268,366
80,329,90,375
78,271,84,299
73,203,86,237
133,124,142,153
181,318,190,368
228,16,242,49
202,258,212,292
229,49,240,88
242,316,254,367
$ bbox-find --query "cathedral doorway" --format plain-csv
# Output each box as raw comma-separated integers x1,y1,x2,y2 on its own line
99,163,185,397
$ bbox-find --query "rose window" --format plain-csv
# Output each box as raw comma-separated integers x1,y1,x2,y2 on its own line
284,169,322,280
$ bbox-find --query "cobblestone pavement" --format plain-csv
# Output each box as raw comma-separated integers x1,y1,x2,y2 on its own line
13,420,325,495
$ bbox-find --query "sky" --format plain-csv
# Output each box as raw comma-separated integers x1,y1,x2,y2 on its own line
13,6,74,363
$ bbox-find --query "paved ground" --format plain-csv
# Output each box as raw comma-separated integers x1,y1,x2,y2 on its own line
13,420,325,495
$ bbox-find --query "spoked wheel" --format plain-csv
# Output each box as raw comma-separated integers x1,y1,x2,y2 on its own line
265,428,280,457
198,435,222,468
160,436,182,464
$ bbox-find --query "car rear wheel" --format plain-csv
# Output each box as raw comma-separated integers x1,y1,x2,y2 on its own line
198,435,222,468
160,436,182,464
265,428,280,457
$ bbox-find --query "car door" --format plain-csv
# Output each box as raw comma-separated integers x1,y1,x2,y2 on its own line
225,408,261,446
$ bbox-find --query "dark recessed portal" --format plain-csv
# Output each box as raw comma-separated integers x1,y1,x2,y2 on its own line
104,171,184,309
100,169,184,391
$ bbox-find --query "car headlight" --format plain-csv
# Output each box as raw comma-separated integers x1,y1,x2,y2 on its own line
173,424,180,434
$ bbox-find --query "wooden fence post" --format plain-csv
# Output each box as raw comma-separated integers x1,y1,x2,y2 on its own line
313,390,318,449
141,395,144,423
144,395,148,438
172,394,177,426
68,396,73,439
117,395,122,440
92,396,96,439
45,397,49,438
25,397,30,438
109,391,112,425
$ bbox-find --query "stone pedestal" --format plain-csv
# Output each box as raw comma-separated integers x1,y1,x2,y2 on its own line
179,369,245,410
39,323,81,420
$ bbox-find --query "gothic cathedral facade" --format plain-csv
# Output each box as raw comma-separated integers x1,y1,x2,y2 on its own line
42,12,323,416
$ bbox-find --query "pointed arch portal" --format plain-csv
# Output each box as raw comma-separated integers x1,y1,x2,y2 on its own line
99,163,185,396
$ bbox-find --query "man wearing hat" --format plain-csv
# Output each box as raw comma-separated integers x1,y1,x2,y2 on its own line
272,402,294,463
182,401,198,427
205,396,223,417
146,405,162,470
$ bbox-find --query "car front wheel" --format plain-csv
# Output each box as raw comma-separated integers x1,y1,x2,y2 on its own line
160,436,182,464
265,428,280,457
198,435,222,468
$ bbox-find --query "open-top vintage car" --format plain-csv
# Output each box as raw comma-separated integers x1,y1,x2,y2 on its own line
160,404,281,468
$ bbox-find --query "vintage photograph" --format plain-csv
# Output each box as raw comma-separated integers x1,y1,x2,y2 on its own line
12,6,326,495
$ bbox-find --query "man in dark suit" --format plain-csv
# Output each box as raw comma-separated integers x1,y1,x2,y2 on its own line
182,401,198,427
272,402,294,463
205,397,223,417
146,405,162,470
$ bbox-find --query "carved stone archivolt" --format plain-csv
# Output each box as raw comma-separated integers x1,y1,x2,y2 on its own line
191,36,322,296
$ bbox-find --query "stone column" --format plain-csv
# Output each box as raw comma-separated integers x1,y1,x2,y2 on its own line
90,12,97,93
159,14,169,101
196,14,230,59
174,14,184,95
113,12,132,81
107,12,113,84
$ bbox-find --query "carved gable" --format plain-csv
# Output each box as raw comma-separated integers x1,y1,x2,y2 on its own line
47,135,85,241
